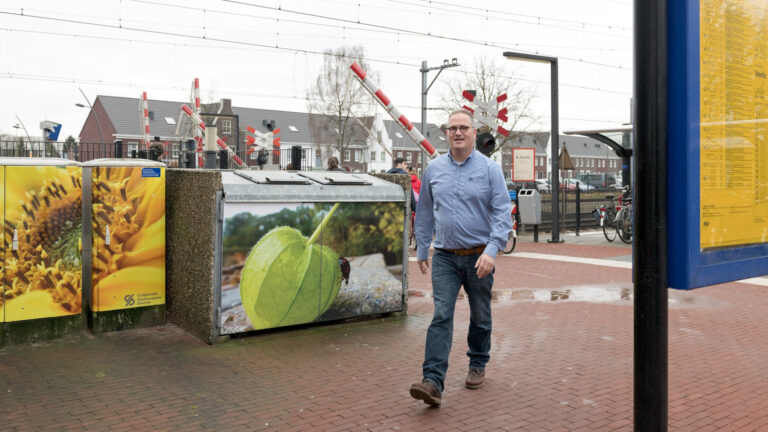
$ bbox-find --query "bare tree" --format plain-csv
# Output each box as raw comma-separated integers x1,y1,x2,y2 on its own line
439,54,540,155
307,45,377,167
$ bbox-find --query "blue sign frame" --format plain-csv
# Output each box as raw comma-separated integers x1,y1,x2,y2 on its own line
668,0,768,289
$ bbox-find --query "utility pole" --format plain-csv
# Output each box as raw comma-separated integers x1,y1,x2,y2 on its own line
420,58,459,174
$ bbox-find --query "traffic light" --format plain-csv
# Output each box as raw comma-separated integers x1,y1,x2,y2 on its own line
476,132,495,156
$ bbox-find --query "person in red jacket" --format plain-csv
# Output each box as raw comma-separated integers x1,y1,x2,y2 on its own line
408,165,421,203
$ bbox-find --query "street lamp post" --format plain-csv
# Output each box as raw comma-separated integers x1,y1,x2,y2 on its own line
75,88,105,144
420,58,459,174
13,115,32,142
503,51,561,243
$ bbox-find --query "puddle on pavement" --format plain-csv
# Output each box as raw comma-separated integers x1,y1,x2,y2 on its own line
493,286,632,302
409,285,633,303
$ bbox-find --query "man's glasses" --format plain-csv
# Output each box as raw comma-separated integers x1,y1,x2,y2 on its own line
446,125,471,134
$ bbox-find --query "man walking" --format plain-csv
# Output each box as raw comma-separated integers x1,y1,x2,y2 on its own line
409,110,512,407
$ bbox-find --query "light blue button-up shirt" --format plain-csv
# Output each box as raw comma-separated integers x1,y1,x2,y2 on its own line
415,149,512,261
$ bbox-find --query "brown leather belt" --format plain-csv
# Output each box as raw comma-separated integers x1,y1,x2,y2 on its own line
438,245,486,256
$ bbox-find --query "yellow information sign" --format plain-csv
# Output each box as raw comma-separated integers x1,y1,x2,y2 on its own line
700,0,768,250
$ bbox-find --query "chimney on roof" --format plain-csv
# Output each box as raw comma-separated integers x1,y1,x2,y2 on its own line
220,98,232,113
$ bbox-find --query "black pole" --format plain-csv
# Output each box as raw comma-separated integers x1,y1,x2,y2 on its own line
550,60,561,242
622,131,633,188
575,186,581,236
634,0,668,431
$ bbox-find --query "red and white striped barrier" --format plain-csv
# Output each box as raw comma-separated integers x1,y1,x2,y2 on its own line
180,104,245,168
193,78,203,166
349,62,438,159
141,92,152,147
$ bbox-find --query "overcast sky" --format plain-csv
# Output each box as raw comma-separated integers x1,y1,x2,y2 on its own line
0,0,632,141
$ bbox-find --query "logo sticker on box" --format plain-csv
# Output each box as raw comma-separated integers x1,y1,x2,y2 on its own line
142,167,161,178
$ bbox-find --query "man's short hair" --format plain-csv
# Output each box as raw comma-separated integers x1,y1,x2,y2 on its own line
448,109,474,122
394,157,405,164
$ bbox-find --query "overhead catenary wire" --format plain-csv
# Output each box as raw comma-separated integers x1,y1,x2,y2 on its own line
387,0,631,32
0,23,631,97
221,0,631,70
125,0,632,55
4,1,626,70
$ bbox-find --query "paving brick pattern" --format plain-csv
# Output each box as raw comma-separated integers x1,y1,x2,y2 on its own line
1,234,767,431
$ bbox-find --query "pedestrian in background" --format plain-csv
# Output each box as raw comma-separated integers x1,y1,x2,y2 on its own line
409,109,512,407
386,157,408,174
327,156,345,172
408,165,421,202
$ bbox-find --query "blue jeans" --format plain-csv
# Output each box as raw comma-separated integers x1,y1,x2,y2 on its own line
422,249,494,392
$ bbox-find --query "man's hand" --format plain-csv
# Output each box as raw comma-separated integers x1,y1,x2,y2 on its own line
418,259,430,275
474,253,494,279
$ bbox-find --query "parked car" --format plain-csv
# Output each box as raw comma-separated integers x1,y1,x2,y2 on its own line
535,179,551,193
573,173,617,190
506,179,538,191
561,178,595,192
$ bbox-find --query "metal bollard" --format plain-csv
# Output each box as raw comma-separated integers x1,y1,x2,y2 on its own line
218,149,229,169
113,140,123,158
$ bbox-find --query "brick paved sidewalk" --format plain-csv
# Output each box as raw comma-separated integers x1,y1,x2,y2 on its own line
2,235,768,431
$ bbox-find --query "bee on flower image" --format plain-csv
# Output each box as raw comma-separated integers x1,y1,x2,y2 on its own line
1,162,84,321
88,164,165,312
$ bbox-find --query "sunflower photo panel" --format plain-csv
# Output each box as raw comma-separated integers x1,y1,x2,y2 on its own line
2,165,83,322
91,166,165,312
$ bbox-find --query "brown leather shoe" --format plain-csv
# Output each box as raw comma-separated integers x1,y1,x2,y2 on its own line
410,380,442,406
465,368,485,389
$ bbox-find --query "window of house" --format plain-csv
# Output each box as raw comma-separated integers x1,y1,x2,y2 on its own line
370,151,376,161
418,153,422,162
222,120,232,134
128,142,138,155
344,150,351,161
397,151,403,158
406,153,412,162
354,150,360,162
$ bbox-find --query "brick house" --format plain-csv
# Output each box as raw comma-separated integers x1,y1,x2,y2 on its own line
559,134,623,180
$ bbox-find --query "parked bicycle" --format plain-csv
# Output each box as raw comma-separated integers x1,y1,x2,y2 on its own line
592,186,631,243
502,201,519,254
615,189,633,244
